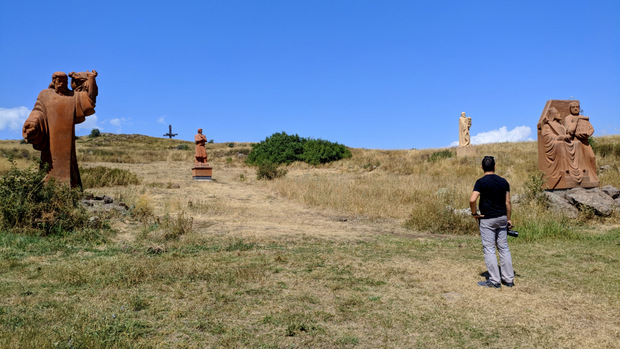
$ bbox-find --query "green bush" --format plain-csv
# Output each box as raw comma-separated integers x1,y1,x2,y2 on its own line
80,166,141,188
0,162,89,235
256,162,288,180
429,149,454,162
89,128,101,138
246,132,351,166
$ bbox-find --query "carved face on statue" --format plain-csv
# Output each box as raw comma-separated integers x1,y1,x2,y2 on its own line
461,112,466,118
548,107,561,122
569,102,580,116
51,72,69,95
198,128,202,134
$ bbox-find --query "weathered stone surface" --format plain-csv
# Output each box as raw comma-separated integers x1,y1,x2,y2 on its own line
599,165,612,173
544,191,579,219
565,187,616,216
601,185,620,199
536,100,599,190
22,71,98,188
459,112,471,147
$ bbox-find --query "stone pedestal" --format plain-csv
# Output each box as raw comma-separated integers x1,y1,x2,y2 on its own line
456,147,476,157
192,164,212,180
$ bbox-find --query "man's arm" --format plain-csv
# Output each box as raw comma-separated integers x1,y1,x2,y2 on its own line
505,191,512,227
469,191,483,219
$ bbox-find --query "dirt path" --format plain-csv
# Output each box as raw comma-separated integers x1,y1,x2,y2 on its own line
90,162,417,242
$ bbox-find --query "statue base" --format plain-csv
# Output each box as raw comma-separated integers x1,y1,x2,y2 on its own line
192,164,212,181
456,146,476,157
544,172,599,190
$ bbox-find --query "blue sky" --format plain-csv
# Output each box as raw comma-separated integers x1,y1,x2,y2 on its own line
0,0,618,149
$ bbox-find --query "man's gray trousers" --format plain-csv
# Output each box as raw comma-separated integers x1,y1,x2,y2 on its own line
479,215,514,285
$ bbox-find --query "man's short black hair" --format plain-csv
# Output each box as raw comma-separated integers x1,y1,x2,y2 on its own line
482,156,495,172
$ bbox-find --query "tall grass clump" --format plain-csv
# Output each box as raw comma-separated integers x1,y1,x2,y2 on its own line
81,166,141,188
0,162,89,235
246,131,351,166
403,188,476,234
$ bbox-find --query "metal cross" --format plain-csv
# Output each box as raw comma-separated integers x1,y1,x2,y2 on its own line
163,124,178,138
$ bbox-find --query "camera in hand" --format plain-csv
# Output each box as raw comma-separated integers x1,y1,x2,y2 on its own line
507,225,518,237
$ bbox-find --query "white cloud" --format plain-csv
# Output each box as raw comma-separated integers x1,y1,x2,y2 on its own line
450,126,533,147
110,118,122,127
158,116,166,124
75,114,101,132
0,106,30,131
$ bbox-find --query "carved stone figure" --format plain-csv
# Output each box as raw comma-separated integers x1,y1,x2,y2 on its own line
192,128,212,180
459,112,472,147
536,100,599,189
22,71,98,188
194,128,208,165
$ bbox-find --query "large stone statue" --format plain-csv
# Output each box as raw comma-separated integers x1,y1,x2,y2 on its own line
459,112,472,147
537,100,599,189
194,128,208,165
22,71,98,188
191,128,212,180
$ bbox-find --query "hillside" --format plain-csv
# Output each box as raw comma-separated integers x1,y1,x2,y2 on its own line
0,134,619,348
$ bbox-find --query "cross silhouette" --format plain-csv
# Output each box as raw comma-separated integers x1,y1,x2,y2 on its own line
163,124,178,138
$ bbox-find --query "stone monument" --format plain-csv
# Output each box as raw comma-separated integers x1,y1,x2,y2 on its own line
457,112,475,157
192,128,212,180
22,70,98,188
537,100,599,189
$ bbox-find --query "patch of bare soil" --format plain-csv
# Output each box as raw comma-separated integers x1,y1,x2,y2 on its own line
88,162,426,242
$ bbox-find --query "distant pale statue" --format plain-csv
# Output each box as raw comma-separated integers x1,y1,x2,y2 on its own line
537,100,599,189
194,128,208,165
459,112,472,147
22,70,98,188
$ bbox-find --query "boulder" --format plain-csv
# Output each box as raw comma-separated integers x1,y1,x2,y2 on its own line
544,191,579,219
565,187,616,217
601,185,620,199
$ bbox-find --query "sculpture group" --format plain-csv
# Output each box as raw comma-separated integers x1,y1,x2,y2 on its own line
537,100,599,190
20,72,601,192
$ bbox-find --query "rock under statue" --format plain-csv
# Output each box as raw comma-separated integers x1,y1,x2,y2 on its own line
537,100,599,190
22,71,98,188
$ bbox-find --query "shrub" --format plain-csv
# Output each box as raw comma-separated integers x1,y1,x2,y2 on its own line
301,139,352,165
80,166,141,188
247,132,351,166
89,128,101,138
256,162,288,180
176,144,190,150
0,162,89,235
207,139,214,144
228,142,235,148
429,149,454,162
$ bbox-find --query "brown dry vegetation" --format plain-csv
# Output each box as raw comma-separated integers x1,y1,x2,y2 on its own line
0,134,619,348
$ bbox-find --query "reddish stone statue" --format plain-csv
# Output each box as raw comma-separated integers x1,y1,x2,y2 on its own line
194,128,208,165
22,71,98,188
537,100,599,189
192,128,212,180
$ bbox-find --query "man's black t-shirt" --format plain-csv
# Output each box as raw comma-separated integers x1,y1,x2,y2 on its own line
473,174,510,219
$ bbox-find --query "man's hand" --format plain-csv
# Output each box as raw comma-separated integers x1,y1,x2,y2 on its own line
472,213,484,221
507,220,513,229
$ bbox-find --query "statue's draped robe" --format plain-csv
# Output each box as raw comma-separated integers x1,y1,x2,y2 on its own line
459,117,471,147
194,133,208,164
23,89,95,187
540,119,582,188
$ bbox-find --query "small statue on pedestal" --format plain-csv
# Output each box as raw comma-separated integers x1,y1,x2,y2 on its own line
192,128,212,180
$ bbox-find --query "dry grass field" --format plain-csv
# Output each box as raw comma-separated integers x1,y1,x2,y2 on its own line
0,134,619,348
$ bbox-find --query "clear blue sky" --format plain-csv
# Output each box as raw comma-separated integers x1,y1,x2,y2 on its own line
1,0,618,149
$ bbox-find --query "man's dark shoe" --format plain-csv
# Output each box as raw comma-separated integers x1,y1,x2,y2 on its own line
502,280,515,287
477,280,501,288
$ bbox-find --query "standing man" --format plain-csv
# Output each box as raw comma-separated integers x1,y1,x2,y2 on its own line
470,156,515,288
